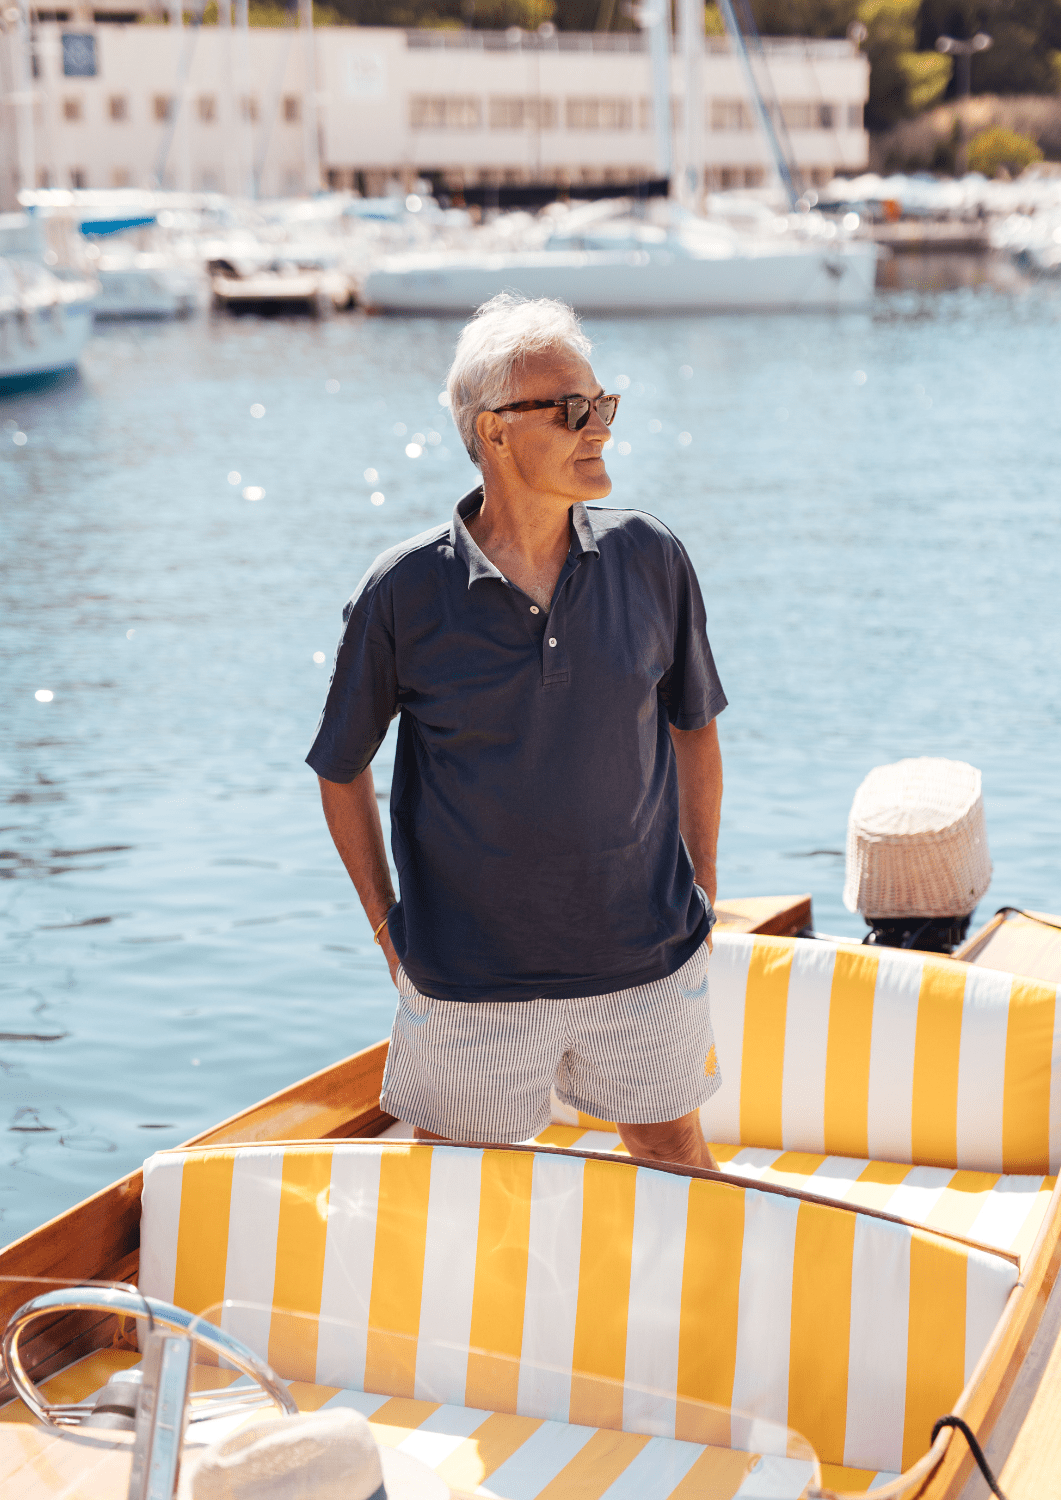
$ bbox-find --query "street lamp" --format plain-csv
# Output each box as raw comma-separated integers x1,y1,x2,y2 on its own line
935,32,992,100
935,33,992,175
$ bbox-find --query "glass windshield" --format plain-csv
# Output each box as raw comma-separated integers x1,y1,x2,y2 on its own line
0,1279,820,1498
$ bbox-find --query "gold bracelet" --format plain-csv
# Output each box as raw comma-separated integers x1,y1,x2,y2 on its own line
373,910,393,945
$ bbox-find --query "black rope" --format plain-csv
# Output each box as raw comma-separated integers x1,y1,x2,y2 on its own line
930,1415,1008,1500
995,905,1061,934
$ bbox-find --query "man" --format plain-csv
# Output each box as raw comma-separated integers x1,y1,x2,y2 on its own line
308,293,726,1169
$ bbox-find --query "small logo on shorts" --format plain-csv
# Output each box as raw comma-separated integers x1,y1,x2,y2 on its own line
704,1046,718,1079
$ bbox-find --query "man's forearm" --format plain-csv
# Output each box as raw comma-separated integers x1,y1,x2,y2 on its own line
318,770,396,933
670,720,723,906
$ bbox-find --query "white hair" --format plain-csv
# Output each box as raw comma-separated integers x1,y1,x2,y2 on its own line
446,293,593,465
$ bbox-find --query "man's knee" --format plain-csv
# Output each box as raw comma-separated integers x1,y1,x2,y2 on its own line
617,1112,718,1171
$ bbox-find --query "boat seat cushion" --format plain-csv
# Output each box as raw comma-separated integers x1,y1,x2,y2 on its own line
2,1350,861,1499
530,1126,1056,1271
682,934,1061,1174
140,1141,1018,1476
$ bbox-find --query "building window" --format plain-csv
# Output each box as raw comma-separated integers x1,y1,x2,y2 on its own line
710,99,753,131
565,98,633,130
154,95,175,122
282,95,301,123
111,166,131,187
848,102,863,129
62,96,83,121
70,167,87,188
818,103,835,129
488,96,557,130
61,32,96,77
409,95,482,130
240,96,259,123
198,95,216,123
109,95,128,122
780,101,822,130
638,96,652,131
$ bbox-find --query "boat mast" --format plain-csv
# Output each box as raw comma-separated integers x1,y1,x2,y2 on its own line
715,0,802,207
234,0,253,197
10,1,37,202
635,0,671,186
678,0,702,206
299,0,320,194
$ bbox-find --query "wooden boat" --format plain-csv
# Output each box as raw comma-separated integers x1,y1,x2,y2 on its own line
2,892,1060,1500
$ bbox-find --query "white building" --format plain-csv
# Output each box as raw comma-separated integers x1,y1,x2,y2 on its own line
0,16,869,208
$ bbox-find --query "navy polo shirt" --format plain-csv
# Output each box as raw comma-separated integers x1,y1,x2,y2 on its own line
307,487,727,1003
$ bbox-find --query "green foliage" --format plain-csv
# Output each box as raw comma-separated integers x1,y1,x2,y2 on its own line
704,3,725,35
966,123,1044,174
899,47,952,110
916,1,1061,98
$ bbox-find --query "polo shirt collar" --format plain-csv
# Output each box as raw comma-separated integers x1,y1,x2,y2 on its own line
451,486,600,590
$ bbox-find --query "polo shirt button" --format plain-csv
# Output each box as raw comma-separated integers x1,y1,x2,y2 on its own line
530,605,539,614
548,637,557,647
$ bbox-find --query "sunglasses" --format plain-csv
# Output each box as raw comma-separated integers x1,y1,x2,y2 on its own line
491,393,621,431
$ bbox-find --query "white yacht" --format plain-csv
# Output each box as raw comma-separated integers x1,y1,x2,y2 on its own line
360,200,880,314
0,215,97,391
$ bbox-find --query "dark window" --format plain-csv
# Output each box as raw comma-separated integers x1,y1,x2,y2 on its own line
283,95,300,123
61,33,97,78
109,95,128,121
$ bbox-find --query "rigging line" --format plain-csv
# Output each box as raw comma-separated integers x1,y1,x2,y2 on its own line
725,0,805,203
930,1415,1007,1500
153,2,206,190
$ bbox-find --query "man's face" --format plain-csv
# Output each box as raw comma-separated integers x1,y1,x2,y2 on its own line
484,348,614,502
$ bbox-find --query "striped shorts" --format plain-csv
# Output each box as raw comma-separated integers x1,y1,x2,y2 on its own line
380,939,720,1142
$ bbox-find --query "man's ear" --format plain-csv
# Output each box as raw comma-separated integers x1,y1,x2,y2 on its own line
476,409,509,459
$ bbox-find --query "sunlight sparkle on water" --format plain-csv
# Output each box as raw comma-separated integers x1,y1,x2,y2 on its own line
648,419,662,433
854,370,868,385
243,486,265,501
678,431,692,446
126,629,136,639
364,468,378,483
325,380,340,394
393,422,406,436
34,690,53,702
249,404,265,419
312,651,326,664
371,492,385,506
13,431,27,446
227,471,241,485
405,443,422,458
617,441,631,455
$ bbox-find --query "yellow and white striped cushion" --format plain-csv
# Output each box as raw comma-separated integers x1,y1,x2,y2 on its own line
0,1351,834,1500
532,1127,1056,1270
692,935,1061,1173
140,1141,1018,1475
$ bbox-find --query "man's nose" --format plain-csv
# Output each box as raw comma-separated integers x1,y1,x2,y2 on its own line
583,403,611,437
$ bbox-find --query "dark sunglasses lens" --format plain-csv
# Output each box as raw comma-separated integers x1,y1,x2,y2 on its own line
566,399,591,430
598,397,618,426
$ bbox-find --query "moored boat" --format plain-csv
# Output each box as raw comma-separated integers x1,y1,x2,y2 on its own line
2,892,1060,1500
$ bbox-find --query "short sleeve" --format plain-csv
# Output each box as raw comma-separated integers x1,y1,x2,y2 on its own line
306,586,398,784
657,538,728,730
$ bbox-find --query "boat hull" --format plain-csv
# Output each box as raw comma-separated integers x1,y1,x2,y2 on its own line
0,298,94,389
361,242,880,314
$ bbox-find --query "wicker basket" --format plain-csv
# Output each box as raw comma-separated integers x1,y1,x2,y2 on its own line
843,758,992,919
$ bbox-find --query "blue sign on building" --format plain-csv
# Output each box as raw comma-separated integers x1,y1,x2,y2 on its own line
61,33,97,77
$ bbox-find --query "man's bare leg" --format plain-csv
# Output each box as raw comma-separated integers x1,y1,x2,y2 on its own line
617,1111,719,1171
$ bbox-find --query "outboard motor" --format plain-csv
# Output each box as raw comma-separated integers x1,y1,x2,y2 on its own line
843,757,992,954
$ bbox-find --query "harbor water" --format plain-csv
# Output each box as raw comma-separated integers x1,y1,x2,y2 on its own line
3,275,1061,1244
